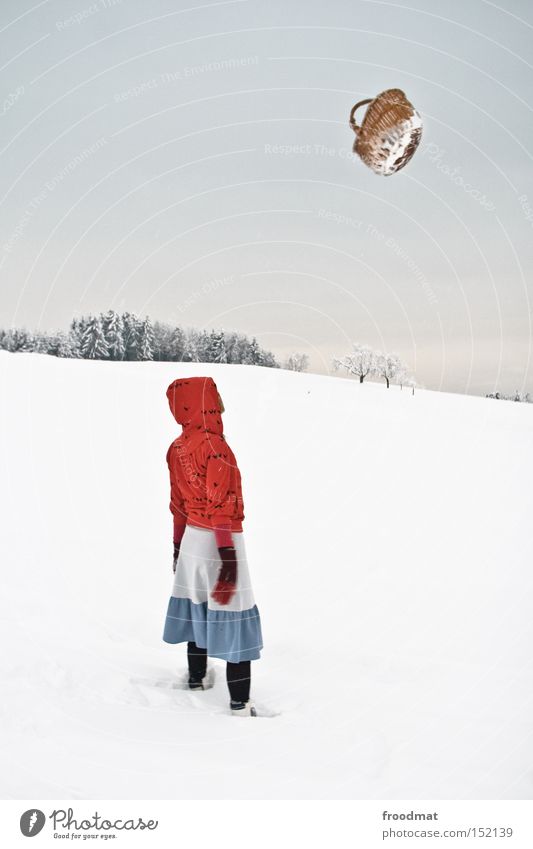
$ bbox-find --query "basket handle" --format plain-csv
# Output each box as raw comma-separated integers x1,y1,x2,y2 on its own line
349,98,373,133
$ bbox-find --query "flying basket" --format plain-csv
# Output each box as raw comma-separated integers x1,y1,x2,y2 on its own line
349,88,422,176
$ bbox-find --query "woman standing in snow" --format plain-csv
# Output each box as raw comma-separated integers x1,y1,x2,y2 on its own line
162,376,263,716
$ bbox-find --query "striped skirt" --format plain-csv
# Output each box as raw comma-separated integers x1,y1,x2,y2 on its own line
162,524,263,663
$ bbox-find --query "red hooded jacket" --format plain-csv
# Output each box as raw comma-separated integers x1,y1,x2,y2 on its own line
166,376,244,547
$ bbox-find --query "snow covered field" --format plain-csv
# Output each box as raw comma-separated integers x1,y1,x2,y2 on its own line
1,350,532,800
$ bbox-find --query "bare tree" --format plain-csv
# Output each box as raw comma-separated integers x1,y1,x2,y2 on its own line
375,351,409,388
333,343,377,383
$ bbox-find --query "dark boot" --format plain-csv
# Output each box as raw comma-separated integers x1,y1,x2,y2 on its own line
187,641,207,689
226,660,251,702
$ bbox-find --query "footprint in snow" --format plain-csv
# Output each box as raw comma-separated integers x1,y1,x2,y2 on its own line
129,672,281,717
130,667,216,691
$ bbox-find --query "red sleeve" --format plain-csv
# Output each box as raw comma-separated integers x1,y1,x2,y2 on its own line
173,519,186,546
166,444,187,544
205,441,236,541
213,522,233,548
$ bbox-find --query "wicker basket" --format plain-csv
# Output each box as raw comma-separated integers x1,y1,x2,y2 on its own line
349,88,422,175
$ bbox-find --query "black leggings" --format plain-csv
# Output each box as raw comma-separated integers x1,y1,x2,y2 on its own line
187,641,251,702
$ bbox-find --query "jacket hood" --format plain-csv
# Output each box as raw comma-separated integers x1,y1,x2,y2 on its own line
166,376,224,445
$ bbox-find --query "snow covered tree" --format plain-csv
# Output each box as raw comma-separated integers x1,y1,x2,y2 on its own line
333,343,377,383
168,325,186,361
375,351,408,388
182,328,200,362
283,352,309,372
33,332,53,354
0,310,281,367
42,330,74,358
2,328,33,352
209,328,227,363
195,329,211,363
122,312,141,360
19,329,37,352
224,331,239,364
103,310,125,361
137,316,155,361
68,317,86,356
242,336,262,366
152,321,177,361
262,350,279,368
227,333,246,364
81,315,110,359
56,331,79,358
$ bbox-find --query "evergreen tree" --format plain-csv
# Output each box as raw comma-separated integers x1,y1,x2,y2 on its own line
261,350,279,368
231,333,250,364
81,315,110,359
33,332,52,354
168,325,186,361
19,329,37,352
69,317,85,356
56,331,78,358
182,329,197,362
152,321,173,361
138,315,155,361
224,331,239,364
186,328,210,362
122,312,141,360
209,328,227,363
242,336,262,365
3,328,31,352
1,312,281,368
103,310,125,361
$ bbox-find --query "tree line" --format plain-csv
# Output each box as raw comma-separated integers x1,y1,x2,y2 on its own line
0,310,302,368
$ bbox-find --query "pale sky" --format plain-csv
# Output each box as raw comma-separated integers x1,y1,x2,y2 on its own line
1,0,532,394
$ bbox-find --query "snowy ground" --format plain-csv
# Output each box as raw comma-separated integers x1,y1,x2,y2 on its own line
1,350,532,800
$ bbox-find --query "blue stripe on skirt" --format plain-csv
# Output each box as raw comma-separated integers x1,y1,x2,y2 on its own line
163,596,263,662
